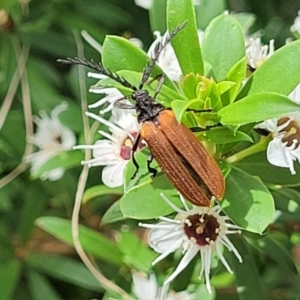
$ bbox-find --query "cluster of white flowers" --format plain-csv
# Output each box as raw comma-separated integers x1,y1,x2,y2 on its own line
26,103,76,181
245,37,275,70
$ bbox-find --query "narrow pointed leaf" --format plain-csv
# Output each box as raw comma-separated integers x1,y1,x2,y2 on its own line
167,0,204,74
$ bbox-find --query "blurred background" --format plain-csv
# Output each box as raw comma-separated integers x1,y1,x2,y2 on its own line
1,0,300,299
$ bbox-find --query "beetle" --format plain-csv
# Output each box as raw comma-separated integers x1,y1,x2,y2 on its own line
58,22,225,206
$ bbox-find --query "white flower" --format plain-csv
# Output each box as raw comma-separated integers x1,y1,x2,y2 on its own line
147,31,182,82
88,85,126,114
134,0,153,9
256,83,300,174
147,30,204,82
246,37,275,70
81,30,141,114
26,103,76,181
139,194,242,294
132,272,194,300
74,108,144,188
134,0,200,9
291,10,300,35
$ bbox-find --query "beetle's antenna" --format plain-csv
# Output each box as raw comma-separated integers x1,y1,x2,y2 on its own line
138,21,187,89
58,57,137,91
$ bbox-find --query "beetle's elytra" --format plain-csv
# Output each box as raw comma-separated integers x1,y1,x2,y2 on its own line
58,22,225,206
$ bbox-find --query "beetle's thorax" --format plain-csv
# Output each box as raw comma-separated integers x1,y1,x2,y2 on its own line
133,89,165,123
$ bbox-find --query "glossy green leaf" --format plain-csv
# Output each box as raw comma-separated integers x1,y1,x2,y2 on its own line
30,150,84,179
238,39,300,99
234,151,300,185
116,231,157,272
150,0,167,32
120,173,182,219
0,258,21,300
222,57,247,105
167,0,204,74
101,200,125,225
25,254,103,292
36,217,123,265
219,92,300,126
229,236,267,300
102,36,175,89
202,15,245,82
83,185,123,204
27,270,63,300
195,0,226,29
121,151,182,219
199,127,253,144
221,167,275,234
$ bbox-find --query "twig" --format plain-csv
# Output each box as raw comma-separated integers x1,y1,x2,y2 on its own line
0,37,32,189
70,30,132,300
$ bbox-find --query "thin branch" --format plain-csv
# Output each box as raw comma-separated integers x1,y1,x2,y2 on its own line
0,37,32,189
71,30,132,300
0,37,29,131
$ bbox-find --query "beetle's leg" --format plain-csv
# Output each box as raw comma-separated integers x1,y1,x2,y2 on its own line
186,108,213,113
152,74,165,100
147,154,157,179
190,123,222,132
131,132,142,179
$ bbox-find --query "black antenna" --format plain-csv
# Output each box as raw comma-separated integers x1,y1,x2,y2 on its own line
57,57,137,90
138,21,187,89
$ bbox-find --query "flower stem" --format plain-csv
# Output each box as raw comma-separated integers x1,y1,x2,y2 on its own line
226,135,271,164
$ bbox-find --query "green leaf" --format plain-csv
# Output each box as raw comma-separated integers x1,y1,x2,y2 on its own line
150,0,167,32
120,172,182,219
272,188,300,214
167,0,204,74
121,150,182,219
199,127,253,144
102,36,175,89
238,39,300,98
83,185,123,204
219,92,300,126
229,236,267,300
25,254,103,292
234,151,300,186
222,57,247,105
97,70,185,107
31,150,84,179
202,15,245,82
259,235,298,275
195,0,226,29
117,230,157,272
27,270,63,300
0,258,21,300
221,167,275,234
36,217,123,265
233,13,256,33
101,200,125,225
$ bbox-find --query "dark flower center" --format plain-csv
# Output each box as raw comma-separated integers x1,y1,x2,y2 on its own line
120,132,145,160
54,135,63,144
278,117,300,147
184,213,220,246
